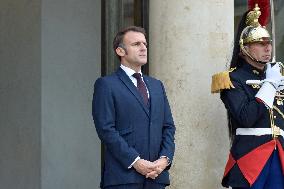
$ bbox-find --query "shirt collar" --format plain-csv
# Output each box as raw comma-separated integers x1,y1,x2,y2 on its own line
120,64,143,77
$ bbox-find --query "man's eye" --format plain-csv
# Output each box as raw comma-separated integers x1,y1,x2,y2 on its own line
131,42,147,47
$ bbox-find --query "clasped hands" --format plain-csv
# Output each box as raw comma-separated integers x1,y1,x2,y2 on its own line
246,62,284,90
133,158,168,179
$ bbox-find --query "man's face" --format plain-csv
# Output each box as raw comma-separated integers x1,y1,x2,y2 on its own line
246,41,272,62
121,31,147,66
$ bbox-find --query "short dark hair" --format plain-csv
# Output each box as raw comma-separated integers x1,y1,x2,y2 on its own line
113,26,146,59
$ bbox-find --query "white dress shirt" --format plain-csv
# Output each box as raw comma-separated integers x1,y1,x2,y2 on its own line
120,64,149,98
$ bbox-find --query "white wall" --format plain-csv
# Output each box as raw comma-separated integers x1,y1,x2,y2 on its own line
149,1,234,188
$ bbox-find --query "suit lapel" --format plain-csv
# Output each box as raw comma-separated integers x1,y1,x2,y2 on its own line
116,68,150,117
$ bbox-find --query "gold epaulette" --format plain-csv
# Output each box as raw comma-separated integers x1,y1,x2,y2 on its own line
211,68,236,93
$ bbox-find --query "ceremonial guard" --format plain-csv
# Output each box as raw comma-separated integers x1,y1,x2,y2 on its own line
212,3,284,189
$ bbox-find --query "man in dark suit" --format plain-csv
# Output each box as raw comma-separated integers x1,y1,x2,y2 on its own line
92,26,175,189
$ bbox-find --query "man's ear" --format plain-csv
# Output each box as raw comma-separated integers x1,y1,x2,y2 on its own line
116,47,125,57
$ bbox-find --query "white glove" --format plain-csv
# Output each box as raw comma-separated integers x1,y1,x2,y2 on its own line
255,82,276,108
254,63,283,108
265,63,283,89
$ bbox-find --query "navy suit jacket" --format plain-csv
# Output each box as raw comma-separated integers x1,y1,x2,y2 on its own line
92,68,175,188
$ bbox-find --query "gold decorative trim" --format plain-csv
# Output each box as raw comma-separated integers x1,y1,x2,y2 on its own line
211,68,236,93
273,105,284,120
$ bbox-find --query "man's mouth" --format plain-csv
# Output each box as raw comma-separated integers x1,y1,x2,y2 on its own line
263,55,271,59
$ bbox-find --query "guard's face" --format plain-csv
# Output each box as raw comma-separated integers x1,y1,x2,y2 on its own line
120,31,147,66
246,41,272,62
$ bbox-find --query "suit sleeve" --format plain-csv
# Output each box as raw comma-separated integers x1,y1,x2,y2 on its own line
158,82,176,166
221,79,267,127
92,78,139,169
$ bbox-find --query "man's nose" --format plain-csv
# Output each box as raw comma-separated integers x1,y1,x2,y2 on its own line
264,44,272,52
140,43,147,50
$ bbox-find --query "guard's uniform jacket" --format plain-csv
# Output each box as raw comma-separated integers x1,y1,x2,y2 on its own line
220,58,284,188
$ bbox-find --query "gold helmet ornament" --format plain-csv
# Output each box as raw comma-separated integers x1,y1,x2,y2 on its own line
239,4,272,63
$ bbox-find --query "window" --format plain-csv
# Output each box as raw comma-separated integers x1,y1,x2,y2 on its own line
101,0,149,76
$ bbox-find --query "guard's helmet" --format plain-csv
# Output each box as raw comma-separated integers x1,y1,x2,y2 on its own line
240,26,271,46
239,4,272,62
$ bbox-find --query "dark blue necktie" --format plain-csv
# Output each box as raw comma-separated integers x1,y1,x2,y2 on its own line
133,73,148,105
